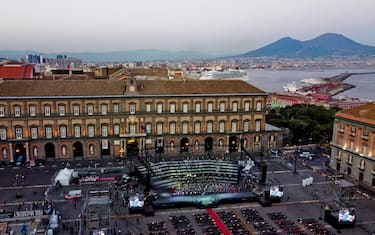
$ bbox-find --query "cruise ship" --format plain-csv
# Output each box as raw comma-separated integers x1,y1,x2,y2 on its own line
300,78,325,85
199,69,247,80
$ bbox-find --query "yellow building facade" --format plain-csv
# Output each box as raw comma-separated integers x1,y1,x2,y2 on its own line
0,78,280,162
330,103,375,189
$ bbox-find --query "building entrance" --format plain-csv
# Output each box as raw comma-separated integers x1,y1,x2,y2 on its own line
45,143,55,159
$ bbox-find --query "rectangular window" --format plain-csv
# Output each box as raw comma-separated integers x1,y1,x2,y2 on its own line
182,123,188,134
270,135,275,142
170,103,176,113
254,136,260,142
30,127,38,139
207,122,213,134
232,102,238,112
219,122,225,133
157,123,163,135
195,122,201,134
130,104,136,114
44,105,51,116
113,104,119,113
336,150,342,160
114,125,120,135
220,102,225,112
207,102,213,112
244,102,250,112
29,105,36,117
255,120,261,131
15,128,23,139
157,104,163,114
339,123,344,132
146,103,151,112
74,126,81,138
146,123,152,134
195,103,201,113
256,101,262,111
60,126,66,138
183,103,188,113
88,126,95,137
348,155,353,164
87,104,94,115
59,105,65,116
169,123,176,134
14,106,21,117
0,128,7,140
101,125,108,137
130,124,136,134
101,104,107,115
349,140,354,151
0,106,4,117
243,121,249,132
45,127,52,139
231,121,237,132
73,105,80,116
362,144,368,155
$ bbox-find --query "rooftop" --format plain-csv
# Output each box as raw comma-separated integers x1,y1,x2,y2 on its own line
0,79,266,98
336,102,375,124
0,63,34,79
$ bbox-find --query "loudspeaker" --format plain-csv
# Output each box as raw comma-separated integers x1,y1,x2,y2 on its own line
145,172,151,192
264,190,270,200
261,164,267,183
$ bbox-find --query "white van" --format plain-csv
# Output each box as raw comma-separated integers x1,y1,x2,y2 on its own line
64,190,82,199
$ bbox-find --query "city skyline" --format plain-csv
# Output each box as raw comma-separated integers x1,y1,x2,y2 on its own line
1,0,375,56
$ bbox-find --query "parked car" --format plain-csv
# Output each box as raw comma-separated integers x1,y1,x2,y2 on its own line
35,158,47,166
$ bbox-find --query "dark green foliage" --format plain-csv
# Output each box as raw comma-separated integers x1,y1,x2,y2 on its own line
267,104,340,145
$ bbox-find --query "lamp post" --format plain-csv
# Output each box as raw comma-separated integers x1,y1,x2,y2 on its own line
240,138,244,161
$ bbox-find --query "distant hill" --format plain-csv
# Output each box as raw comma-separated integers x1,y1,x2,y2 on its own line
236,33,375,58
0,49,213,62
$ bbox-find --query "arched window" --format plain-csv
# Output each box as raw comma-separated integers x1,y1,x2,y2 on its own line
194,140,199,150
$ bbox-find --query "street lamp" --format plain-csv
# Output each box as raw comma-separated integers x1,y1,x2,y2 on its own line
293,139,302,174
240,138,244,161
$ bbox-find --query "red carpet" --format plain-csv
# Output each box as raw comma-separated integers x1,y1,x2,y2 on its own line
206,208,230,235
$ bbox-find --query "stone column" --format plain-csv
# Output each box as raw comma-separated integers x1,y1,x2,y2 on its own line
25,142,30,161
9,143,14,162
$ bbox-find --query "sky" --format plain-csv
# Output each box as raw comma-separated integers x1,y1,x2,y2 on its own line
1,0,375,56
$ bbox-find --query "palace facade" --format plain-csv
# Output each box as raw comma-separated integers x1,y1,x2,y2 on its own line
330,103,375,189
0,78,281,163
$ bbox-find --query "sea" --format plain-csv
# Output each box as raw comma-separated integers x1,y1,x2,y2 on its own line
242,67,375,101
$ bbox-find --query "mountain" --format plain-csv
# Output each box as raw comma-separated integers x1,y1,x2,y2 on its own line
237,33,375,58
0,49,213,62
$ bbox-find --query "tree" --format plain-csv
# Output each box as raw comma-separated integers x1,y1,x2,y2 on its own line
267,104,340,146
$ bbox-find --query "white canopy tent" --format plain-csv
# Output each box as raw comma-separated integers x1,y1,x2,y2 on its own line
54,168,74,186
